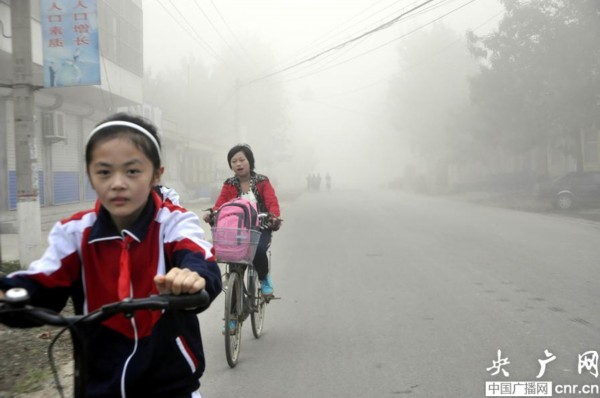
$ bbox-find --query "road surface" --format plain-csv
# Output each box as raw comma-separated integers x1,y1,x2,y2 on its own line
196,189,600,398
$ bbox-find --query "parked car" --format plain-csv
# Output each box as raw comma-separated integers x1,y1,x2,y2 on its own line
534,171,600,210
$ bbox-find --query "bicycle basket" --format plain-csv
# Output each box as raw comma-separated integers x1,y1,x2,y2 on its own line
211,227,261,263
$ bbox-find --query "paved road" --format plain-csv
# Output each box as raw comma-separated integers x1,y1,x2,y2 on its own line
195,190,600,398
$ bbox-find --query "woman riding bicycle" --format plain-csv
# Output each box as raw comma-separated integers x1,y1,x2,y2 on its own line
203,144,282,296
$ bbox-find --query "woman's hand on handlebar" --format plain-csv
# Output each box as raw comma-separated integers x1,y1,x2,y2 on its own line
154,267,206,295
257,212,282,230
269,214,283,231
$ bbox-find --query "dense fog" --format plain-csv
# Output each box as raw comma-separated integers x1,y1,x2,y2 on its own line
1,2,599,395
142,0,598,195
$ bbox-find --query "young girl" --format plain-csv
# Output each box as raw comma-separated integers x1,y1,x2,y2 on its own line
0,113,221,397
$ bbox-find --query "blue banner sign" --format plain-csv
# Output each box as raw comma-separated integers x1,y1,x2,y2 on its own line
40,0,101,87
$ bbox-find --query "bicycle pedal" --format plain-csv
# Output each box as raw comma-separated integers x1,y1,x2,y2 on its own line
264,295,279,303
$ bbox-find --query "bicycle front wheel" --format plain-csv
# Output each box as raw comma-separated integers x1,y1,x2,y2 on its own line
249,269,266,338
224,271,242,368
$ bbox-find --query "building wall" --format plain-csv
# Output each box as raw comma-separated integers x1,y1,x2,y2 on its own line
100,57,143,104
1,0,142,214
45,112,81,204
2,0,224,212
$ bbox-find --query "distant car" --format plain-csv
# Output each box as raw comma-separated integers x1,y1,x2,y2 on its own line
534,171,600,210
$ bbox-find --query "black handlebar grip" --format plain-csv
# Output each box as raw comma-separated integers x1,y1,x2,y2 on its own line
166,290,211,311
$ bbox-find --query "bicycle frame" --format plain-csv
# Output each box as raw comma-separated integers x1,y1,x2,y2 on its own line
222,259,267,368
226,262,257,318
212,212,276,367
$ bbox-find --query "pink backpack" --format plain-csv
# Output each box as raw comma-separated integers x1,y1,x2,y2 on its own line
212,198,260,263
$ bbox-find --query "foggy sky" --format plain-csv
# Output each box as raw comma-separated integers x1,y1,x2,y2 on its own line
143,0,504,190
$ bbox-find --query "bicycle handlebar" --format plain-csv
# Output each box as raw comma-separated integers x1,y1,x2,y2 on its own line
0,288,211,327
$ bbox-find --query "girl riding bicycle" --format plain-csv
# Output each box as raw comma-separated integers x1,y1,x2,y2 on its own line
203,144,282,296
0,113,221,398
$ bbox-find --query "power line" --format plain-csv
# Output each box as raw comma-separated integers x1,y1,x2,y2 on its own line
275,38,365,84
156,0,223,62
252,0,469,86
208,0,258,67
408,0,458,19
243,0,437,86
285,0,405,64
265,0,414,82
191,1,250,67
272,0,462,84
246,1,425,85
167,0,224,61
301,7,505,100
242,0,409,84
281,0,480,85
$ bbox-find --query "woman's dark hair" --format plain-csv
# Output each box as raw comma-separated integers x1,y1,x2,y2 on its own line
85,112,162,172
227,144,255,171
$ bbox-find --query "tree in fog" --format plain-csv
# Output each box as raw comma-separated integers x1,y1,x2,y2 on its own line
467,0,600,173
387,24,479,189
143,40,289,170
144,57,216,140
233,64,289,171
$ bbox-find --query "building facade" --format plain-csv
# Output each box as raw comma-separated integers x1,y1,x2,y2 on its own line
1,0,225,233
0,0,144,217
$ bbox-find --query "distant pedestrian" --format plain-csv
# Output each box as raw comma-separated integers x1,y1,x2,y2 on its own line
308,173,317,192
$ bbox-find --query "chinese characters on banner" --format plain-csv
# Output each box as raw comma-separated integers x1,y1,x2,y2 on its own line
40,0,100,87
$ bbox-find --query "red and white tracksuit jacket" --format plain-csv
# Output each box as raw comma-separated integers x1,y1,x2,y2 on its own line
0,191,222,397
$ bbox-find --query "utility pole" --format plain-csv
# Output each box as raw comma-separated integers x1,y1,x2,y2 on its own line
234,79,247,143
234,78,240,141
11,0,43,267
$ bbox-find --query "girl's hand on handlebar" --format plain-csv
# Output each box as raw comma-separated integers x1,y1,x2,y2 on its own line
154,268,206,295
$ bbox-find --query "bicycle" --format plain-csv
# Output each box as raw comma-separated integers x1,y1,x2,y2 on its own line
206,209,279,368
0,287,210,398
